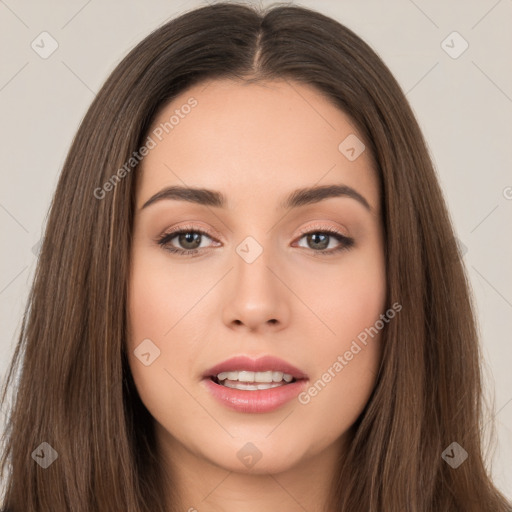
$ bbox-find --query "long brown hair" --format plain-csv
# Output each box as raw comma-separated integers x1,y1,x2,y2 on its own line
1,2,510,511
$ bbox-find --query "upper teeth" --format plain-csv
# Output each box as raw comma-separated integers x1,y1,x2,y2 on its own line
216,370,294,383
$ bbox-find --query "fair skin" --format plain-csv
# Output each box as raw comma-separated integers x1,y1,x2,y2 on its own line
127,78,386,511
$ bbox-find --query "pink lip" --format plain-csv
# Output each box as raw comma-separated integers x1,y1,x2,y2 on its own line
202,355,309,414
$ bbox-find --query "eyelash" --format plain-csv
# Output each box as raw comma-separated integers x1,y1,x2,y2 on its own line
156,223,354,257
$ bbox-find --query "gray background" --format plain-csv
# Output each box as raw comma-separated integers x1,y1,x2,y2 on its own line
1,0,511,499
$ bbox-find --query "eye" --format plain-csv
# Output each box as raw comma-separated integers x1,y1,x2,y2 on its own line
156,225,219,256
156,223,354,257
294,225,354,255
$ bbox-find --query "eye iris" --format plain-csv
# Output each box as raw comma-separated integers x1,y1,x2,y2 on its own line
308,233,329,250
179,232,202,250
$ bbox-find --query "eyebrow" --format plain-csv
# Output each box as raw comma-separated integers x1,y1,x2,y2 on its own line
140,184,371,212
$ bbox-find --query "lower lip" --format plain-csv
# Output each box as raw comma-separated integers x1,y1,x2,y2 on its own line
203,378,308,413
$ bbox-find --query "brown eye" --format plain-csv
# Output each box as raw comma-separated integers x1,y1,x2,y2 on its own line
305,232,330,250
296,229,354,255
175,232,203,250
156,225,354,257
157,226,218,256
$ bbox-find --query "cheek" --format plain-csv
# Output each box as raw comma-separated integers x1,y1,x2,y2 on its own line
295,303,385,448
126,249,197,422
126,244,214,358
128,255,191,342
293,242,386,435
336,232,386,335
293,240,386,348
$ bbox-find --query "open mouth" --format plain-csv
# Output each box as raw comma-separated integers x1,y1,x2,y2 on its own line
210,370,299,391
203,358,308,412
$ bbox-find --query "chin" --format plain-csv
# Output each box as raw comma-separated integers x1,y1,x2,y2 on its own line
195,435,311,475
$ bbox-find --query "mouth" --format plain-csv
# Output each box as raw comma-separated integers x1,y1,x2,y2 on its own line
210,370,299,390
202,355,308,413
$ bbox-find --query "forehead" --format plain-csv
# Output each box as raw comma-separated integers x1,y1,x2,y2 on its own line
136,79,379,212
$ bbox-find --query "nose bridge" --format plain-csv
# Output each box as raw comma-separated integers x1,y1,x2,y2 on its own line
221,231,290,330
233,233,278,294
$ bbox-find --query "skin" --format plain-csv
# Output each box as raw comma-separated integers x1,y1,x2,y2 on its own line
127,78,386,512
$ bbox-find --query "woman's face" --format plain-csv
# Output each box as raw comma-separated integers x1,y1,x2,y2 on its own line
127,79,386,477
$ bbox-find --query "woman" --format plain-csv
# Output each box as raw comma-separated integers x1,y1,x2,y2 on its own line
1,2,510,511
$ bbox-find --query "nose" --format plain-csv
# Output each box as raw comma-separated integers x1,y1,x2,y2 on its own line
221,242,290,333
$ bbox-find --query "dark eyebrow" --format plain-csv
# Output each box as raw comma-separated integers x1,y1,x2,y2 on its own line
140,184,371,211
141,186,224,210
280,184,371,211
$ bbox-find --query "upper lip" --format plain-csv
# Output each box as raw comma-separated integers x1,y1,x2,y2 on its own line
204,355,308,380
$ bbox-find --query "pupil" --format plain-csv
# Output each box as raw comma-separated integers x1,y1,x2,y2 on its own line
179,232,201,250
309,233,328,250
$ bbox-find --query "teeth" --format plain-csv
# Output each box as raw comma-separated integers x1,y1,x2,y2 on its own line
216,370,295,384
239,371,258,382
272,371,283,382
223,381,285,390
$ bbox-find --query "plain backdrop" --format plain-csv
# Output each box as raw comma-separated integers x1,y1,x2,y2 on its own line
0,0,511,499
